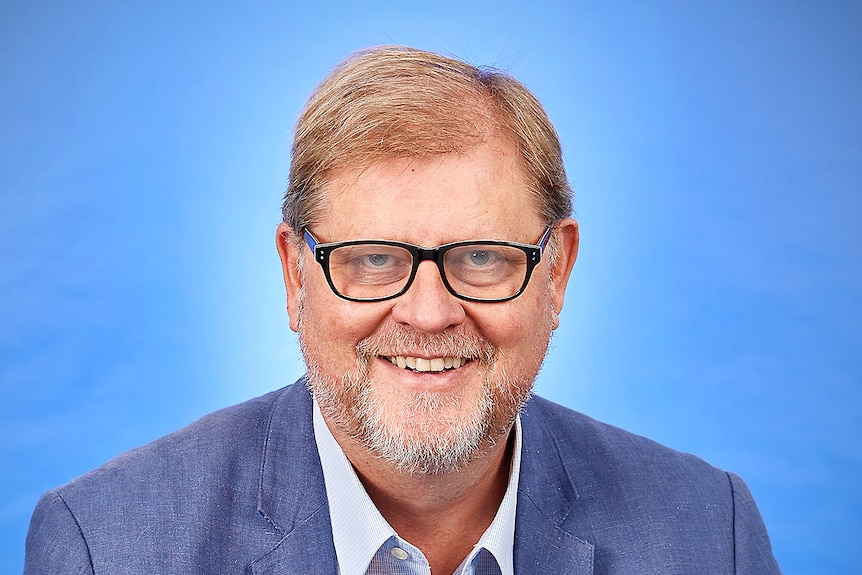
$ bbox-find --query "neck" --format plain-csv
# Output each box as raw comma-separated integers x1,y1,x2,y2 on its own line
328,419,515,575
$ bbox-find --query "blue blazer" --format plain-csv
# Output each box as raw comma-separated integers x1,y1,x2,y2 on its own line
25,381,781,574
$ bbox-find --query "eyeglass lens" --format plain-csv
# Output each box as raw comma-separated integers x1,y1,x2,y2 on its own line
326,243,529,301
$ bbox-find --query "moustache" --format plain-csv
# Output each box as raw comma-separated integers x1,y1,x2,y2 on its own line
356,325,496,364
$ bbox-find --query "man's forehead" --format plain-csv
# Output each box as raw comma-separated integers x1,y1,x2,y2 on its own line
324,137,525,195
311,141,543,244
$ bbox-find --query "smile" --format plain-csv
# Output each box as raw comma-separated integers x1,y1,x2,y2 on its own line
384,356,472,372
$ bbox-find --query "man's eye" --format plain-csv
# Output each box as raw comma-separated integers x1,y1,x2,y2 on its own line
468,250,493,266
365,253,391,267
464,249,506,267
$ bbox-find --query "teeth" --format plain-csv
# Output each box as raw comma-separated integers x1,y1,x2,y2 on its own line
386,355,470,372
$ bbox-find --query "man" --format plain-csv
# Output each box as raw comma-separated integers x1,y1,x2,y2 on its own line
25,46,782,574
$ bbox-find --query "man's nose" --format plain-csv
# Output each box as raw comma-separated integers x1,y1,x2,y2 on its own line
390,261,466,332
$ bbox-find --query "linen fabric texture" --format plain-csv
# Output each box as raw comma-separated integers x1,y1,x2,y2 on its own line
24,380,782,574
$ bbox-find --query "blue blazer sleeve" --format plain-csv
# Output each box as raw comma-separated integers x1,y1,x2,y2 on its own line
25,490,95,575
729,472,783,573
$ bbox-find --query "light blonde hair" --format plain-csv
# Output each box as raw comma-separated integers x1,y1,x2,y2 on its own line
282,45,572,234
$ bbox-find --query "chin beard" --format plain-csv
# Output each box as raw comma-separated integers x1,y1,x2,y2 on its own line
301,325,534,475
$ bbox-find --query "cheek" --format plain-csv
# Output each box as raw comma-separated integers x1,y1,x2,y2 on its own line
299,274,391,359
471,273,556,370
473,296,553,360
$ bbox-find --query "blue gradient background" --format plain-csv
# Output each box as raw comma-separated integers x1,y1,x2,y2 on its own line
2,1,860,573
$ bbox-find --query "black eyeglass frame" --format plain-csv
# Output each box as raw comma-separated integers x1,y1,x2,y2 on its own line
303,227,553,303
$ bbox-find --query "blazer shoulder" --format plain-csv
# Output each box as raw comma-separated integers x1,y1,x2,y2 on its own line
520,395,782,573
60,385,289,494
523,394,727,485
26,382,315,573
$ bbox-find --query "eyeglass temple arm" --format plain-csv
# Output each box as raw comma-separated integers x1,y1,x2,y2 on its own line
303,229,318,251
538,226,553,251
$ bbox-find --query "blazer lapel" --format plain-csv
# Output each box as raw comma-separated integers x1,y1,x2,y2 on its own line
515,397,594,575
250,382,338,575
248,385,596,574
515,498,594,574
249,508,337,575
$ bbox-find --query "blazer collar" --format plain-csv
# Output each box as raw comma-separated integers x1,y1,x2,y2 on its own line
250,384,595,575
515,396,595,574
251,381,338,575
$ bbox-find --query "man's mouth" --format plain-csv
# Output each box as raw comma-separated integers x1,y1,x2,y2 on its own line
384,355,472,373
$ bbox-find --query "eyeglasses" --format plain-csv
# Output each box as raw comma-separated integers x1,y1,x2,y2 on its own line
303,227,552,303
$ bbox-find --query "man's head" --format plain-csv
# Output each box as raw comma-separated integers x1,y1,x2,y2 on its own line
277,46,579,475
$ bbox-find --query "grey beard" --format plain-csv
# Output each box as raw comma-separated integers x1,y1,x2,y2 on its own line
302,324,529,475
353,366,493,475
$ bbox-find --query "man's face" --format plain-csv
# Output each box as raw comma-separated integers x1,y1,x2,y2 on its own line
278,136,578,474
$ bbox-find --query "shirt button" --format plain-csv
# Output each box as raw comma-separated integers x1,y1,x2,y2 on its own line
391,547,409,560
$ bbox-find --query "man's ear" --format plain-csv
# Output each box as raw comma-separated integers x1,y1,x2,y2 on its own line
276,222,303,332
549,218,579,325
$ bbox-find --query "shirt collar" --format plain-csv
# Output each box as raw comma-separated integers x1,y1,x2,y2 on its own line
458,414,521,575
313,399,521,575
